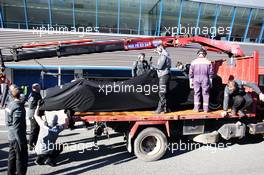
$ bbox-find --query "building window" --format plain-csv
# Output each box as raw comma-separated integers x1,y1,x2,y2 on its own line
27,0,50,29
2,0,26,29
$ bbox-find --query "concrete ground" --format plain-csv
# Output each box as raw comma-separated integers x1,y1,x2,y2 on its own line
0,111,264,175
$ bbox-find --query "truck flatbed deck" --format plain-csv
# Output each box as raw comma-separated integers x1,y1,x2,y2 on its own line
76,109,256,122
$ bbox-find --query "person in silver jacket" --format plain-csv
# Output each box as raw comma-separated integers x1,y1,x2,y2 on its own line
154,44,171,113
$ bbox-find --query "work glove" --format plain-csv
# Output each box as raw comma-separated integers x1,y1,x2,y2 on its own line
189,79,194,89
221,111,228,117
259,93,264,102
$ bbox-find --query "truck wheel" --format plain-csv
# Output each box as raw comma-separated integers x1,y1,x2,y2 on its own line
134,127,167,162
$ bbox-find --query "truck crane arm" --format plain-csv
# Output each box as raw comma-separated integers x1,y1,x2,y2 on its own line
0,35,244,63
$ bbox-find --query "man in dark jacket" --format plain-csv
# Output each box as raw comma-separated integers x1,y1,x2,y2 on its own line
132,53,150,77
154,44,171,114
221,78,264,117
27,83,42,150
5,85,28,175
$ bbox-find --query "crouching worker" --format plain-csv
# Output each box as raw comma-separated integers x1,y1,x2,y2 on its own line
221,78,264,117
34,106,69,166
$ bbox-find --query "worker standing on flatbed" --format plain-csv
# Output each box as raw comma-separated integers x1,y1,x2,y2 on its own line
189,48,214,112
154,44,171,114
221,78,264,117
132,53,150,77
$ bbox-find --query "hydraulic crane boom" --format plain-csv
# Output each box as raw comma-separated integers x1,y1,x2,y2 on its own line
0,35,244,63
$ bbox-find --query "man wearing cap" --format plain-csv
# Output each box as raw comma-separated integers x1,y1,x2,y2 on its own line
28,83,42,150
189,48,214,112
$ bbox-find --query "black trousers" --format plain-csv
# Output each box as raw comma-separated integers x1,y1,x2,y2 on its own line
157,74,170,111
232,93,253,113
8,140,28,175
29,117,40,147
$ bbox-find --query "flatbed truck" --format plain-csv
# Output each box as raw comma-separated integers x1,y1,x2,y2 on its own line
75,51,264,161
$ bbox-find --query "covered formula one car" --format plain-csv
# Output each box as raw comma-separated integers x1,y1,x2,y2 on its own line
39,69,223,112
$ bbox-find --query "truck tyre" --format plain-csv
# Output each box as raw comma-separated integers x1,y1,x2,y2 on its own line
134,127,167,162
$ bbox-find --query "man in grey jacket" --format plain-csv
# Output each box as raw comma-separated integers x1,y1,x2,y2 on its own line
5,85,28,175
154,44,171,113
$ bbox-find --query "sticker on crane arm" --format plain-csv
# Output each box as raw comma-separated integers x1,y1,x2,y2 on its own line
152,40,163,47
127,42,151,49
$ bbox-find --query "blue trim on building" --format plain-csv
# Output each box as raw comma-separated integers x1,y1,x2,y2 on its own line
6,65,182,72
243,8,253,42
72,0,76,28
195,2,202,36
96,0,98,28
154,4,159,36
0,4,3,28
23,0,29,29
138,0,142,35
228,6,237,41
258,21,264,43
157,0,163,36
6,65,132,71
177,0,183,35
117,0,120,34
48,0,52,26
213,4,221,37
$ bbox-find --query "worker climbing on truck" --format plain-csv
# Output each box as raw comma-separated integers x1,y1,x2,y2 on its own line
154,43,171,114
221,76,264,117
131,53,150,77
34,107,69,167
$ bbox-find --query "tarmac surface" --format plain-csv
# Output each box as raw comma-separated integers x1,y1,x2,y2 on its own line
0,114,264,175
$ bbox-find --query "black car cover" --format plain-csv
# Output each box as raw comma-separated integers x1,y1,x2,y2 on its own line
39,70,192,112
